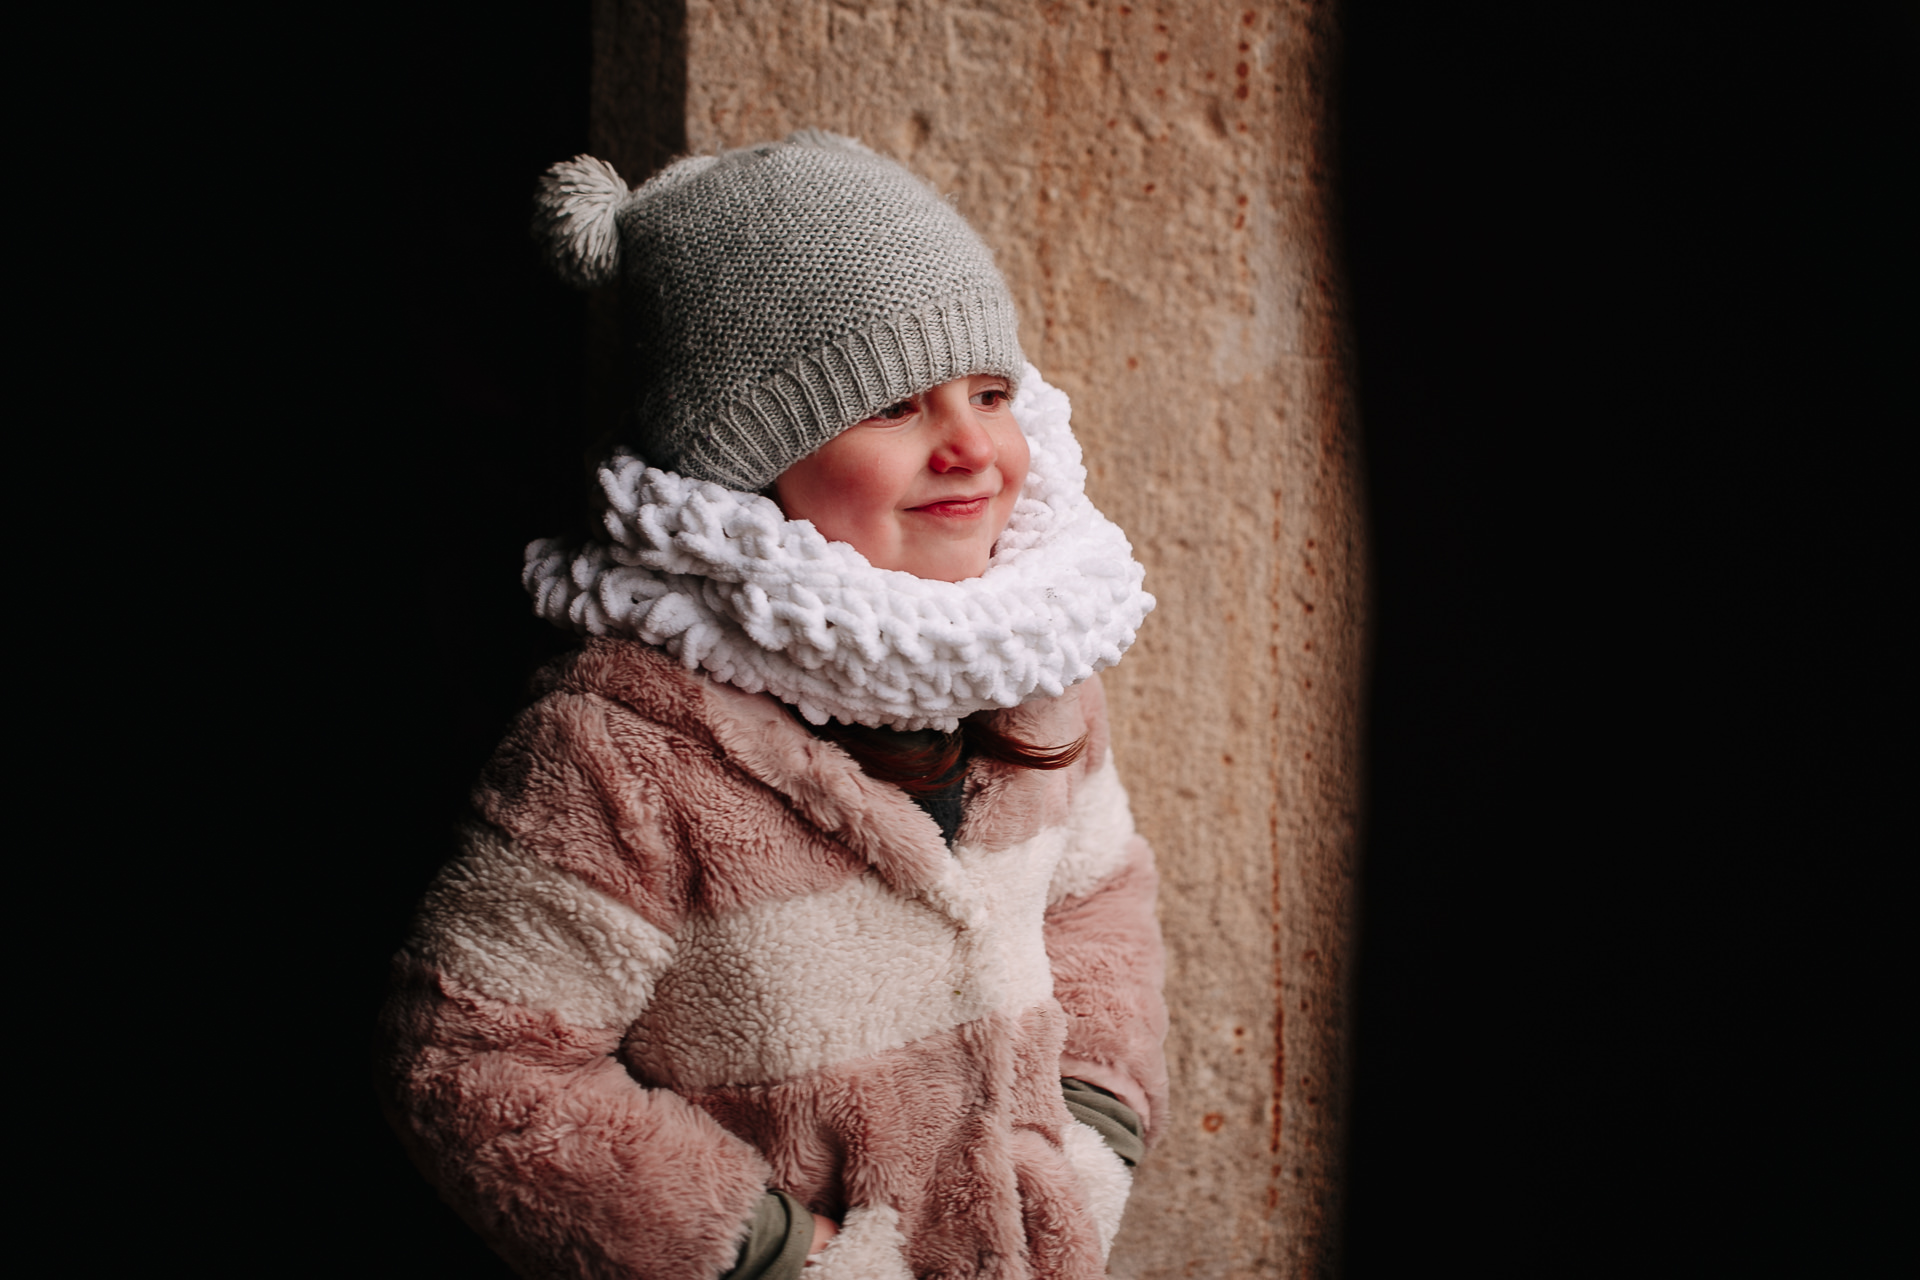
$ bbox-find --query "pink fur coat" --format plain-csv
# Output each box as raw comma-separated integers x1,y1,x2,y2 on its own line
378,638,1168,1279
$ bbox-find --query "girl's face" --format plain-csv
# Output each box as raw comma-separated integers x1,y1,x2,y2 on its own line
773,374,1030,582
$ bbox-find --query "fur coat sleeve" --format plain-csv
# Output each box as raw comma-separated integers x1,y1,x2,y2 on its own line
1041,674,1170,1143
377,659,772,1280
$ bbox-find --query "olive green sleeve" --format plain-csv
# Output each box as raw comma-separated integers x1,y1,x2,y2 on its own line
1062,1077,1146,1167
720,1188,814,1280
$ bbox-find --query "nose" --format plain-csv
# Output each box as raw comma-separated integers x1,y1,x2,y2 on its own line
925,388,997,474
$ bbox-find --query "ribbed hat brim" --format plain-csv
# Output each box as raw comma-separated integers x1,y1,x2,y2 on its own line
671,286,1025,491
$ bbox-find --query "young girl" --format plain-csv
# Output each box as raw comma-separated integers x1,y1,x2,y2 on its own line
379,131,1166,1280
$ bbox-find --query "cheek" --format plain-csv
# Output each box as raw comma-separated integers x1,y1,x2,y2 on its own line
775,457,847,530
999,425,1032,495
989,426,1031,546
776,441,907,536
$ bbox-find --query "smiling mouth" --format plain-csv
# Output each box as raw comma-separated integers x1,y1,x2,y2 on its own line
909,494,994,517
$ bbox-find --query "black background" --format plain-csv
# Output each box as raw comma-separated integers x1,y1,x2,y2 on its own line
202,2,1908,1274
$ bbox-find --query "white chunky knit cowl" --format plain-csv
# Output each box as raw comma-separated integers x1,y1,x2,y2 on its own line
523,367,1155,731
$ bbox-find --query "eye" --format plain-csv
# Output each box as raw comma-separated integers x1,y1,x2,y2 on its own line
971,386,1011,409
863,399,916,423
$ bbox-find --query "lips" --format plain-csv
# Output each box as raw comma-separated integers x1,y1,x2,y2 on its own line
909,493,994,517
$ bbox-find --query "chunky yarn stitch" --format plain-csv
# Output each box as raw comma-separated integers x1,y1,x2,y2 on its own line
524,368,1154,731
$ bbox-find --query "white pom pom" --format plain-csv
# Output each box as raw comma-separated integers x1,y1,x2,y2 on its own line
532,155,631,289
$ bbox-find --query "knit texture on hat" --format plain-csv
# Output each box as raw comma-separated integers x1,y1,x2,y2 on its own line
522,367,1154,731
532,131,1026,491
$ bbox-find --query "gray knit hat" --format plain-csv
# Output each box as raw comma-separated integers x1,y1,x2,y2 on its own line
532,131,1025,491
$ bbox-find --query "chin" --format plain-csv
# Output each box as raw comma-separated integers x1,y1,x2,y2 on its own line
900,549,993,582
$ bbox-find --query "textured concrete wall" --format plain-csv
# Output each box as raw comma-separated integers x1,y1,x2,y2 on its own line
592,3,1365,1274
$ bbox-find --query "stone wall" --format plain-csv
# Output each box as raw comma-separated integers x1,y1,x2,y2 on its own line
591,3,1366,1274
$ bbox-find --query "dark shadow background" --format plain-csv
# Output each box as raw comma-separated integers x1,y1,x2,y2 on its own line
244,2,1907,1274
1339,5,1906,1275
